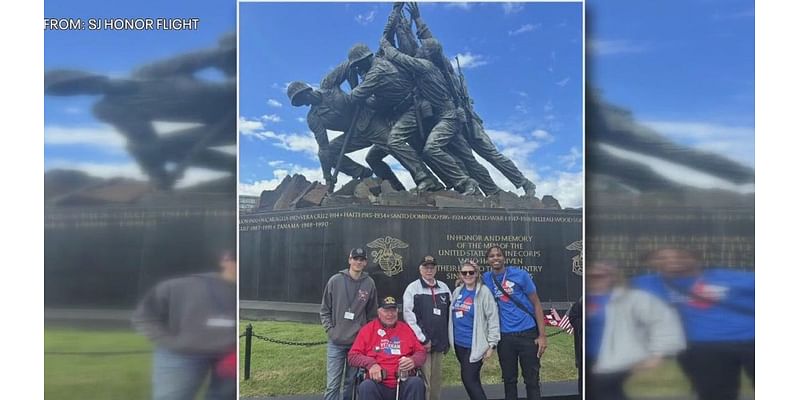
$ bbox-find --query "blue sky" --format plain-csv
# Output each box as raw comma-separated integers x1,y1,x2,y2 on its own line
44,0,235,187
588,0,754,191
239,2,584,207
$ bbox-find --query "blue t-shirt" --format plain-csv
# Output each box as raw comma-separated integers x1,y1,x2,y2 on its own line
482,267,537,333
632,269,755,342
452,287,476,348
586,293,611,359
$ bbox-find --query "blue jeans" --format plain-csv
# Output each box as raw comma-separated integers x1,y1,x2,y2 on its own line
152,347,235,400
325,341,357,400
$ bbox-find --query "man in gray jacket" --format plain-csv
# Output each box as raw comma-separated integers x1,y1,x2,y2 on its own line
132,249,237,400
321,247,379,400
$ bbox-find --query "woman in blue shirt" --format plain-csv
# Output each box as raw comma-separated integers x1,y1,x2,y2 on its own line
449,260,500,400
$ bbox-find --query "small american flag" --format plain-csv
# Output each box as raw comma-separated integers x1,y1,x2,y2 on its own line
548,308,574,335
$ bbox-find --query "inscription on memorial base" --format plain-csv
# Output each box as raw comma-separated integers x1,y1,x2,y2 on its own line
240,205,582,304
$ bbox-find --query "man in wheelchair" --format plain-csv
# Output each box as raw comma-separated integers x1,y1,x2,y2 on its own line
348,296,427,400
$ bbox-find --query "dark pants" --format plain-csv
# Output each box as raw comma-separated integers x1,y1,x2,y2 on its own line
454,345,488,400
677,341,755,400
586,358,630,400
497,330,541,400
357,376,425,400
152,347,234,400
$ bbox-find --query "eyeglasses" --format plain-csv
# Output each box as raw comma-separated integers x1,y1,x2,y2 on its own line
460,271,476,276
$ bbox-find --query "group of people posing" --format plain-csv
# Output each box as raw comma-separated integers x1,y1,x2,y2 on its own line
321,246,548,400
287,2,536,197
583,248,755,400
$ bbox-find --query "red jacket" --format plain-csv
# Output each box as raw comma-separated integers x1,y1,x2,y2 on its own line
347,318,427,388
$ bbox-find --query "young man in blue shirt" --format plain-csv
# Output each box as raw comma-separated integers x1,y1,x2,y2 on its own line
482,246,548,400
633,248,754,400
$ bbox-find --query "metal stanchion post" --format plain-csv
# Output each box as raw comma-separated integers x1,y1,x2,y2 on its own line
244,323,253,380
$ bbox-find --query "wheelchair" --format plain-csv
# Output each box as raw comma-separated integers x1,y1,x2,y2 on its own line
351,367,426,400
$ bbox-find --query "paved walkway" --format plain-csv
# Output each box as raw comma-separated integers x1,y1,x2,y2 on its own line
242,381,579,400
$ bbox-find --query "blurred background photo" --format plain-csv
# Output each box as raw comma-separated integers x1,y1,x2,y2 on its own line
44,0,236,399
585,0,754,399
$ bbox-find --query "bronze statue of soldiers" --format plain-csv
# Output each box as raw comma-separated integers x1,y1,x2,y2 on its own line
366,5,481,195
45,33,237,190
346,43,445,193
407,2,537,197
386,5,500,195
287,60,404,191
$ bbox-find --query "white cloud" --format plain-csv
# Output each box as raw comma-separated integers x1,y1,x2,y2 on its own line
239,164,334,197
470,132,583,208
508,23,540,36
355,10,376,25
536,171,583,209
261,114,282,123
444,3,473,10
297,117,306,123
640,120,754,166
240,119,318,158
64,106,83,114
502,3,524,15
531,129,554,142
598,143,754,193
47,160,144,180
44,124,126,153
46,160,231,189
268,160,288,167
151,121,206,137
239,117,264,134
174,167,232,189
267,99,283,108
555,77,570,87
588,39,649,56
485,129,544,161
451,53,488,70
558,147,581,169
208,144,237,156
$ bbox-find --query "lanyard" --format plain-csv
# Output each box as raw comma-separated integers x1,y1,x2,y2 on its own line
345,276,365,312
427,281,438,309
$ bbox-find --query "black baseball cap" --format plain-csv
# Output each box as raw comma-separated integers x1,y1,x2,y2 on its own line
350,248,367,258
379,296,398,309
420,255,437,266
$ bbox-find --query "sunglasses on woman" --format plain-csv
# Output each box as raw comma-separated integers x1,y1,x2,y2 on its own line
460,270,476,276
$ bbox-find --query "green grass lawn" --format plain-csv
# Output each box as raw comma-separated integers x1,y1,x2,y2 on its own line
625,359,754,398
239,320,578,398
45,329,153,400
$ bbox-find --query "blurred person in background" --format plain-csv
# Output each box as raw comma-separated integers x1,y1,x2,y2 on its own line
586,260,685,400
482,245,547,400
448,260,500,400
633,248,755,400
132,249,237,400
566,297,582,398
